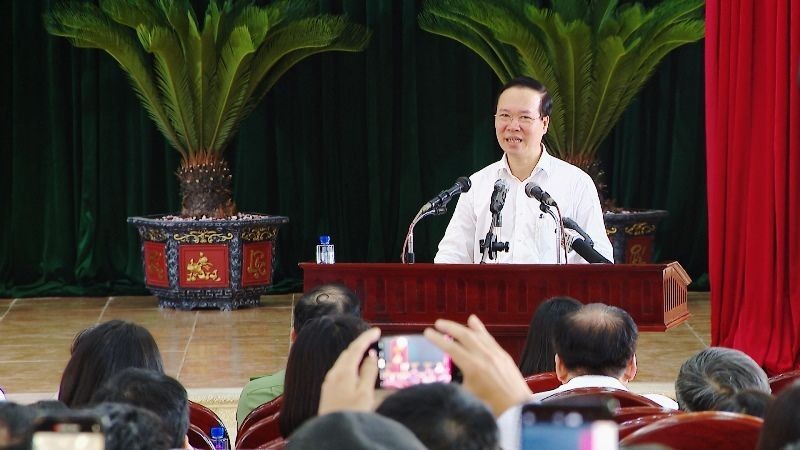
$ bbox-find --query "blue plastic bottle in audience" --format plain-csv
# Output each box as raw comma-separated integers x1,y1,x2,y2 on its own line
210,427,229,450
316,235,335,264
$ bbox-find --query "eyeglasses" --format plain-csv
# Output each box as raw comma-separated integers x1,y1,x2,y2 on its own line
494,113,542,125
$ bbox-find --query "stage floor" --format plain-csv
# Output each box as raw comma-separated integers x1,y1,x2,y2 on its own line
0,292,710,430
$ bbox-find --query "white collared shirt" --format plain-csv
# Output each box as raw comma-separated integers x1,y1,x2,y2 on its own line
434,148,613,264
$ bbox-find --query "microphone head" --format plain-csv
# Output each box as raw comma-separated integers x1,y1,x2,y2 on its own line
456,176,472,193
494,178,508,191
490,179,509,214
524,182,543,200
562,217,579,230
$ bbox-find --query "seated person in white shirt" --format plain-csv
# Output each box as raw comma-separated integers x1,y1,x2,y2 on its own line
532,303,678,409
435,76,613,264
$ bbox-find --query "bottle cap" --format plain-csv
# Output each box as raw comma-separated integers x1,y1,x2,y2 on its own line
210,427,224,438
319,235,331,245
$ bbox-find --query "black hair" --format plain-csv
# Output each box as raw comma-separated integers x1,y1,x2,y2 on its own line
90,367,189,449
376,383,500,450
293,284,362,332
675,347,770,412
495,76,553,118
757,384,800,450
716,389,774,418
0,402,35,450
89,402,172,450
58,320,164,408
553,303,637,377
519,297,583,376
280,314,370,438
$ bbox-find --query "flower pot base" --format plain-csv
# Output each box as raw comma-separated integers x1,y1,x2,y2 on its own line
129,214,289,310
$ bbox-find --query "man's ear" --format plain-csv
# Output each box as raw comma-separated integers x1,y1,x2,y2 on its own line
290,327,297,343
622,354,638,383
555,354,569,384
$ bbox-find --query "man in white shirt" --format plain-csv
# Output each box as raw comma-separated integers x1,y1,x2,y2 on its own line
435,77,613,264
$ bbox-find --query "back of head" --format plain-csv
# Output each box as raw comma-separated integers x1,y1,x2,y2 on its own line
553,303,637,377
90,402,172,450
293,284,361,332
675,347,770,412
90,367,189,448
0,402,35,450
58,320,164,408
280,314,370,437
287,412,427,450
376,383,499,450
715,389,774,418
757,383,800,450
519,297,583,376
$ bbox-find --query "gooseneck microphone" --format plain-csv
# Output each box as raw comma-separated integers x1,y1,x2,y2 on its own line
524,182,557,207
490,179,509,215
562,217,594,247
569,237,612,264
422,177,472,212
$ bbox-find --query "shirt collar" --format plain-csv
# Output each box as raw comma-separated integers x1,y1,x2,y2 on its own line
562,375,628,391
498,144,554,181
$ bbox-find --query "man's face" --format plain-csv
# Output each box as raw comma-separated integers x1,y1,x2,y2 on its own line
495,86,549,158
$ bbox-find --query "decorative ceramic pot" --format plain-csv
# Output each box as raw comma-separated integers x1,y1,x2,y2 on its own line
603,209,669,264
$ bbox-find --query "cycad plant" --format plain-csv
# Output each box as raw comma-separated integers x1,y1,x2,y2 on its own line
419,0,704,176
45,0,371,218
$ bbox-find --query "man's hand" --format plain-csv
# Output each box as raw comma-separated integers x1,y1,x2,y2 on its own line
424,315,532,417
318,327,381,415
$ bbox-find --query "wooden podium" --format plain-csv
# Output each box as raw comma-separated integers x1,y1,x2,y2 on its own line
300,262,691,361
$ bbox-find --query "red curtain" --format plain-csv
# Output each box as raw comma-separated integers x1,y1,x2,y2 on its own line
706,0,800,375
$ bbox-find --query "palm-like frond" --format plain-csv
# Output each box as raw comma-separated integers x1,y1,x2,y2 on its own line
44,0,371,161
419,0,704,165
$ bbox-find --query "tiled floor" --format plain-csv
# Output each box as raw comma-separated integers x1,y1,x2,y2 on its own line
0,292,710,395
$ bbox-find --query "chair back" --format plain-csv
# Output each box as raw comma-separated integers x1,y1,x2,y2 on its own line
189,400,229,443
524,372,562,393
236,412,282,450
187,423,214,450
613,406,683,424
768,369,800,395
257,437,287,449
617,414,674,440
542,387,662,408
620,411,763,450
239,395,284,434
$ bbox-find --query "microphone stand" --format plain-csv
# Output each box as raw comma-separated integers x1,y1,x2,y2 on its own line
479,211,510,263
403,206,447,264
538,202,564,264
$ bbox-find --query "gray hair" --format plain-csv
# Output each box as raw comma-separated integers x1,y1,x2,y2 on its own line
675,347,770,412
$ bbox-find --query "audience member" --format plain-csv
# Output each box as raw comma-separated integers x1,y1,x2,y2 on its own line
376,382,500,450
58,320,164,408
0,402,34,450
532,303,677,408
757,383,800,450
90,402,172,450
675,346,770,412
715,389,774,418
518,296,582,376
286,411,427,450
279,314,370,437
237,283,362,425
90,367,189,449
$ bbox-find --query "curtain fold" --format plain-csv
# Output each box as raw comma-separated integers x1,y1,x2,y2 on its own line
706,0,800,374
2,0,708,298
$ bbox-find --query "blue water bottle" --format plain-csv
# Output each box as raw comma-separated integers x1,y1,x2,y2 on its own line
210,426,229,450
316,235,335,264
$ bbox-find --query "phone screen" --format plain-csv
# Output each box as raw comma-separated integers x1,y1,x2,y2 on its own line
520,402,618,450
377,334,452,388
32,417,105,450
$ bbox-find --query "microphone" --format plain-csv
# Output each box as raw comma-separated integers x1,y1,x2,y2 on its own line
524,183,557,206
490,179,509,215
422,177,471,212
568,235,612,264
562,217,594,247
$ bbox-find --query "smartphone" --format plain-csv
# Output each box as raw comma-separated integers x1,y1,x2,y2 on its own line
520,400,618,450
32,415,105,450
376,334,452,388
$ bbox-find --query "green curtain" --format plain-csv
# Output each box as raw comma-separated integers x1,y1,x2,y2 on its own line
0,0,707,298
